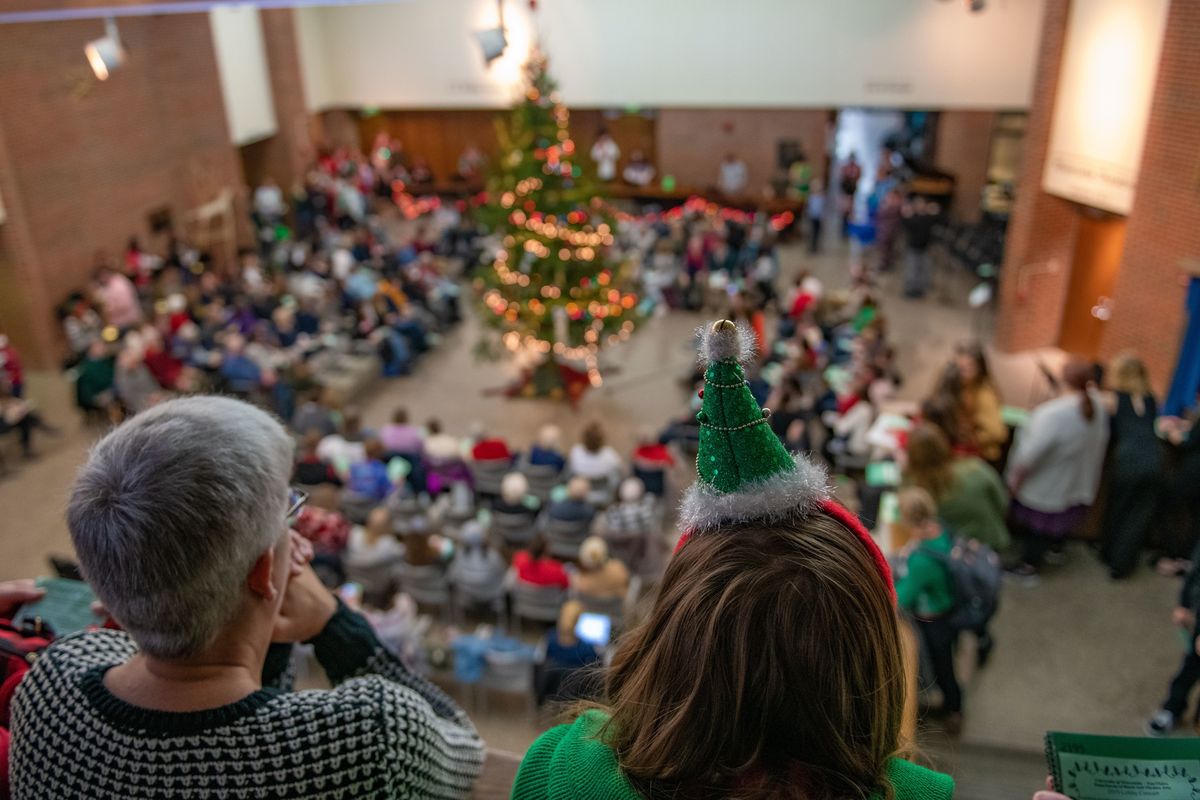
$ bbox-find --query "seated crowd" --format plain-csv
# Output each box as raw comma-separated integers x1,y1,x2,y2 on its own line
287,407,660,620
43,149,477,446
3,335,1094,799
2,141,1195,800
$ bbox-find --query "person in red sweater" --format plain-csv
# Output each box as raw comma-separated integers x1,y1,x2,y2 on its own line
513,537,569,589
470,423,513,464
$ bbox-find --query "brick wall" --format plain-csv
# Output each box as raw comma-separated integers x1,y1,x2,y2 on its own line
0,14,245,368
994,0,1076,355
656,109,829,195
935,110,996,224
1096,0,1200,392
994,0,1200,394
256,9,314,188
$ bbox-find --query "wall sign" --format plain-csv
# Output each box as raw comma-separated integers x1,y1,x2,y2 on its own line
1042,0,1171,215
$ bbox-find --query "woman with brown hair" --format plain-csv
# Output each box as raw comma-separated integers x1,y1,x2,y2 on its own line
941,342,1007,466
512,321,952,800
1006,359,1109,578
1100,352,1165,579
904,423,1009,551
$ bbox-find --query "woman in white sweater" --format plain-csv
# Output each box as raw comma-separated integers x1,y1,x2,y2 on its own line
1006,359,1109,577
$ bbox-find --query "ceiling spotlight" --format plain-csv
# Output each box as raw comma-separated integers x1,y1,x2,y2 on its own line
475,26,507,66
475,0,507,66
85,17,125,81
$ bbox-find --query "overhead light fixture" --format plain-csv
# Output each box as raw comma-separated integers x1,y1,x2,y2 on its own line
85,17,125,80
475,0,506,66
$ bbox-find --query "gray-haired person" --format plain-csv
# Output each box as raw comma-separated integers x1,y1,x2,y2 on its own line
9,396,484,799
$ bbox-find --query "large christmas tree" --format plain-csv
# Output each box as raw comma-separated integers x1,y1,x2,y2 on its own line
474,51,640,402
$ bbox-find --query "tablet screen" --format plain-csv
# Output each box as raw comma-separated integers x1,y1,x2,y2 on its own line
575,612,612,647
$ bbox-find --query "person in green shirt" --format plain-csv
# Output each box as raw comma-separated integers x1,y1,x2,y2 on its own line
514,319,955,800
904,423,1010,551
896,487,963,725
512,511,953,800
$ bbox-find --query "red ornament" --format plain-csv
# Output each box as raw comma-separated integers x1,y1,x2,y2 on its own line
698,388,704,399
529,0,537,8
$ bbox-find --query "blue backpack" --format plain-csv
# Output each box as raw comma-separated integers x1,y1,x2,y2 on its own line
920,537,1002,632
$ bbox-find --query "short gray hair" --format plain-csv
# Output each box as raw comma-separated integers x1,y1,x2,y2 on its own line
68,396,294,659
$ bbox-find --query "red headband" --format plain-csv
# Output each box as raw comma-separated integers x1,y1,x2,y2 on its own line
673,499,895,604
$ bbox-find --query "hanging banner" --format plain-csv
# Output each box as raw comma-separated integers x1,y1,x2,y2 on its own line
1042,0,1170,215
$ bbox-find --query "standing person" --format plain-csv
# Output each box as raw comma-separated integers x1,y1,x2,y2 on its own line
900,196,939,299
717,152,749,197
895,488,963,730
839,153,863,240
875,188,903,272
787,152,813,201
904,424,1010,552
1100,353,1164,579
9,396,484,798
590,128,620,183
1146,551,1200,736
806,178,826,254
1006,359,1110,578
1161,397,1200,571
948,342,1007,467
511,320,953,800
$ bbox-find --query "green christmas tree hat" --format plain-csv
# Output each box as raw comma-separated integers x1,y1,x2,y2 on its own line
679,319,830,532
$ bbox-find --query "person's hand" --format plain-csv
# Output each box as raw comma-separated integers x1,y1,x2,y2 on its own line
1033,775,1072,800
271,564,337,644
1172,606,1195,629
0,579,44,617
288,529,314,577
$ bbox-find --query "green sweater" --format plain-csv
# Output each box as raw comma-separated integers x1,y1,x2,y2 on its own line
511,710,953,800
937,458,1010,551
895,531,956,618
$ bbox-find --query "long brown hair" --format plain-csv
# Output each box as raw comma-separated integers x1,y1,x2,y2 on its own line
905,424,955,502
598,512,905,800
1062,358,1096,421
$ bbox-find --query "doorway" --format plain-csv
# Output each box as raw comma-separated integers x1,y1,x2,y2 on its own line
1056,212,1127,359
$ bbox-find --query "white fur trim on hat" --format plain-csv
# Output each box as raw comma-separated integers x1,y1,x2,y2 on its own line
678,453,830,532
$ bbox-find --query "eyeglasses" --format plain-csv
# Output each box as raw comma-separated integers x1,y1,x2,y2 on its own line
286,487,309,526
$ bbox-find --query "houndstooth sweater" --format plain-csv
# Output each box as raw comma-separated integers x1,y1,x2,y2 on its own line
8,603,484,799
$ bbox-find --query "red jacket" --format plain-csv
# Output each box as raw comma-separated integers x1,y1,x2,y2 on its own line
513,552,569,589
471,438,512,462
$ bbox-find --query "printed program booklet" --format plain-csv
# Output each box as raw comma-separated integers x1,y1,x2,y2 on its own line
1045,731,1200,800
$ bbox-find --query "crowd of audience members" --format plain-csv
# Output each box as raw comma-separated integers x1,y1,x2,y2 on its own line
3,137,1200,798
40,149,481,442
